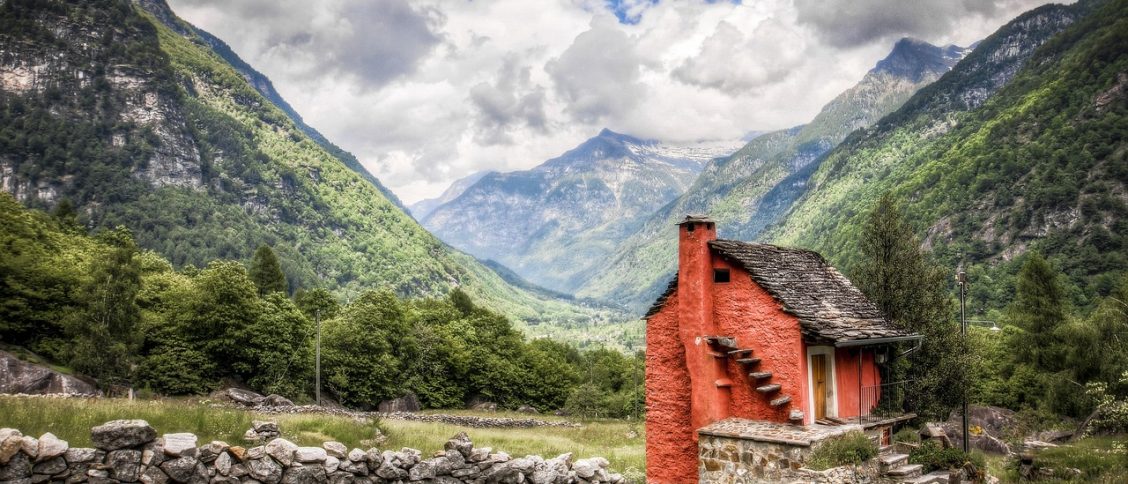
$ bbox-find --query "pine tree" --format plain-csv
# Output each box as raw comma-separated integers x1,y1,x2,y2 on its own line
1006,252,1068,373
249,245,287,295
855,193,968,420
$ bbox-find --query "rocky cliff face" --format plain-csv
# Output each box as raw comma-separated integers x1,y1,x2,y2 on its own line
409,171,493,221
575,38,967,311
421,129,739,292
0,351,98,396
0,0,621,334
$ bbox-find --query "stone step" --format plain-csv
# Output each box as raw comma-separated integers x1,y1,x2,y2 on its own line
878,453,909,470
727,348,754,356
735,358,761,365
755,384,781,394
748,371,772,380
902,471,950,484
703,336,737,349
769,396,791,407
885,463,923,478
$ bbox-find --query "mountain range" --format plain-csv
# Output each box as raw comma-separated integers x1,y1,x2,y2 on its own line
419,130,740,293
0,0,629,346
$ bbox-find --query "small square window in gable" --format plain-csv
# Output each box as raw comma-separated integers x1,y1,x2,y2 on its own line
713,268,730,283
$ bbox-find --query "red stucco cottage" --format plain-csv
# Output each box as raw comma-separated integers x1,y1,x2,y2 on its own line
644,215,921,483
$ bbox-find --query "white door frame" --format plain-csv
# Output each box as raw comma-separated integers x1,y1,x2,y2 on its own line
807,345,839,420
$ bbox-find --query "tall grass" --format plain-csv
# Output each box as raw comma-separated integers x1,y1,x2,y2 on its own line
0,397,645,476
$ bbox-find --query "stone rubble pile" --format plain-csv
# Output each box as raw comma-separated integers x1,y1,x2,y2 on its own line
0,421,624,484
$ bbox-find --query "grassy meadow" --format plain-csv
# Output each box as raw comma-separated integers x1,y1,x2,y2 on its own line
0,397,645,478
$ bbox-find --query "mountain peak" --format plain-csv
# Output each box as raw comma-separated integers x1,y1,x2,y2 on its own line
874,37,967,82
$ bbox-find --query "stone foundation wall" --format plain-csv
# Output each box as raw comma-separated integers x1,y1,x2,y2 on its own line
698,434,881,484
0,420,624,484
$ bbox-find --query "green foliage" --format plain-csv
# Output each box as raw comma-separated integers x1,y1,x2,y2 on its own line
322,290,416,407
1006,253,1069,372
909,440,985,473
1015,436,1128,483
1084,371,1128,436
294,288,339,321
249,245,287,296
855,193,968,419
806,431,879,471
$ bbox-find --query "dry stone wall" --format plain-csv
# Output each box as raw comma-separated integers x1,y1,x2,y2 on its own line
0,421,625,484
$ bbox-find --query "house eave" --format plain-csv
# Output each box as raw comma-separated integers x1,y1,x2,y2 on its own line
832,334,923,348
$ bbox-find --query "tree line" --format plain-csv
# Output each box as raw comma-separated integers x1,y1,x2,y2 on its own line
855,193,1128,431
0,193,643,417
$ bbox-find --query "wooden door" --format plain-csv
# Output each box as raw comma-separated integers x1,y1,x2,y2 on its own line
812,354,828,420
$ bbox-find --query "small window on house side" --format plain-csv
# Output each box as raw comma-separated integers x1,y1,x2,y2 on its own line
713,268,730,283
686,223,696,232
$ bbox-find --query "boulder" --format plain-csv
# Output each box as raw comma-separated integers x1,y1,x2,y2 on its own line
35,433,68,463
0,350,98,396
293,447,326,464
346,449,365,463
246,456,283,484
225,388,265,407
377,392,420,413
162,434,198,458
516,405,539,414
1,429,24,464
91,420,157,451
107,449,143,482
32,456,66,475
0,453,32,480
280,465,325,484
20,436,38,459
139,464,169,484
261,395,294,408
363,448,382,470
321,442,346,459
265,439,298,467
444,432,474,458
197,441,227,463
214,452,232,476
64,448,97,464
324,455,340,473
228,446,247,462
471,402,498,412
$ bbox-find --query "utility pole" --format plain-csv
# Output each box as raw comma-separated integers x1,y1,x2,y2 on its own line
957,271,969,453
315,308,321,407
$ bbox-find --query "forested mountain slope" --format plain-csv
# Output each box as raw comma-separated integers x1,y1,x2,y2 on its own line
769,0,1125,312
575,39,967,311
421,129,738,293
0,0,622,335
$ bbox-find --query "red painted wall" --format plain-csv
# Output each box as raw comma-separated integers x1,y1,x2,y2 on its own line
834,348,882,418
644,293,698,484
712,259,806,424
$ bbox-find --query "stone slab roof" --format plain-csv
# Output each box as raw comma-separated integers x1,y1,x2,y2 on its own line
644,240,918,345
710,240,915,343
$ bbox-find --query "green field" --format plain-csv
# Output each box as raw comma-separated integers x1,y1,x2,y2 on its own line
0,397,645,479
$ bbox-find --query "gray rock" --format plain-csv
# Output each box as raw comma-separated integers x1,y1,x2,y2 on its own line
108,449,143,482
251,422,278,435
92,420,157,451
31,456,66,475
162,434,198,458
362,449,381,471
160,456,200,483
0,452,32,480
572,459,598,479
20,436,38,460
346,449,365,463
451,467,479,479
279,466,324,484
339,459,367,476
261,395,294,408
64,447,97,464
225,388,265,407
30,473,49,484
516,405,539,414
245,446,266,461
209,477,239,484
468,448,490,462
429,456,454,476
323,456,339,473
35,433,67,462
227,463,249,479
140,465,170,484
264,440,297,467
326,471,354,484
443,433,473,458
408,460,435,480
143,440,166,467
214,452,232,476
510,457,535,474
470,402,497,412
197,442,227,464
373,463,406,481
321,443,346,460
376,392,420,413
293,447,325,464
247,457,283,484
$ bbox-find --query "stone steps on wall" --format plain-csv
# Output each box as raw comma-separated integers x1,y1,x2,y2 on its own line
769,396,791,407
748,371,772,380
901,471,952,484
755,384,781,394
878,453,909,471
735,357,761,365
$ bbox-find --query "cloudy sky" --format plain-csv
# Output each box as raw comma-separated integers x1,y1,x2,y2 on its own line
166,0,1056,204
